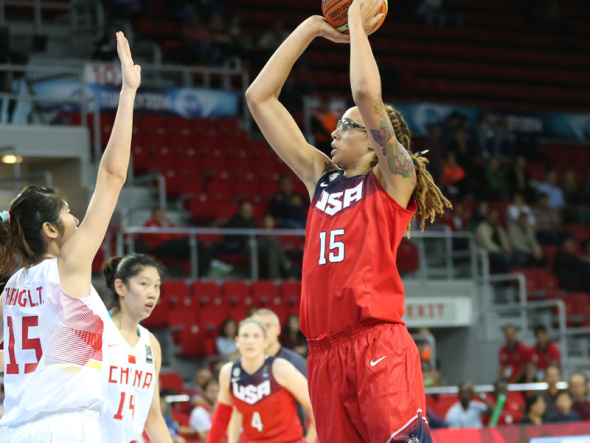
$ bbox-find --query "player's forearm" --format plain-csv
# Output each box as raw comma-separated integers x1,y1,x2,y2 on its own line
246,19,318,103
98,89,136,182
305,422,317,443
348,11,381,107
145,411,174,443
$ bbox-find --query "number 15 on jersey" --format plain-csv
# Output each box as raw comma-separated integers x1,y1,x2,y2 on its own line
318,229,345,265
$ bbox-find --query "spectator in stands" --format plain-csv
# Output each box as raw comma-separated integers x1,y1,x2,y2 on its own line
477,112,496,155
528,325,561,383
416,0,445,26
484,157,508,200
553,237,590,291
280,314,309,358
569,372,590,420
189,378,219,439
520,392,547,425
498,324,530,383
441,151,466,196
182,9,218,65
415,330,442,388
160,389,188,443
547,390,580,423
269,174,309,229
532,193,569,245
141,208,232,277
543,363,562,417
537,171,565,209
311,97,339,156
216,318,239,357
444,382,492,429
142,208,189,259
93,25,118,61
508,212,545,267
506,155,536,202
475,208,514,273
491,117,516,160
207,13,232,64
258,20,290,52
421,124,445,161
187,368,213,404
488,379,524,426
223,200,289,279
507,192,536,228
468,200,489,232
446,127,477,170
228,15,253,61
561,170,583,223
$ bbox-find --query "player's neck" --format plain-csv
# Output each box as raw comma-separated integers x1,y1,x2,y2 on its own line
112,311,140,337
241,354,266,374
343,165,371,178
266,342,280,356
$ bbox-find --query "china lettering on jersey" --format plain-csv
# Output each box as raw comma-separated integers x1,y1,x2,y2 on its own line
100,323,156,443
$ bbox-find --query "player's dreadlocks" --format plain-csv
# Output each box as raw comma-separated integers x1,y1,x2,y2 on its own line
379,105,452,235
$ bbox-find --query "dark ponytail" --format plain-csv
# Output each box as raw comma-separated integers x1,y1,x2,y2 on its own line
102,253,165,312
0,186,66,279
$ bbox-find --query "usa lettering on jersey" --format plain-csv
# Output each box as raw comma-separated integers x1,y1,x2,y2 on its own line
232,379,271,405
3,286,44,307
316,181,363,216
109,365,153,389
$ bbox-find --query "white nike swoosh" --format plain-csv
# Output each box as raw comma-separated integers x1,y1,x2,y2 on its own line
370,356,387,366
320,183,328,187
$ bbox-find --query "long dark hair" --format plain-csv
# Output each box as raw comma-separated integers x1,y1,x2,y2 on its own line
102,253,165,313
0,186,67,279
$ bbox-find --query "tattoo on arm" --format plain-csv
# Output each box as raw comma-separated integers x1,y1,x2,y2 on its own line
371,98,416,185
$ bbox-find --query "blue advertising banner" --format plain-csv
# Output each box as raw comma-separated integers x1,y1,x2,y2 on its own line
32,79,239,118
394,102,590,142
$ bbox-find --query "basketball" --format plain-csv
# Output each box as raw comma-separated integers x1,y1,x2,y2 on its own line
322,0,388,35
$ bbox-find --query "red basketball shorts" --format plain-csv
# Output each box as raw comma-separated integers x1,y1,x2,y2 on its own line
307,320,431,443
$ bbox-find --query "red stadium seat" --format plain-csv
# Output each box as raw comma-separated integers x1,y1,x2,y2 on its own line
192,281,222,305
168,309,198,345
159,372,185,393
179,324,207,358
397,239,419,274
251,280,279,305
161,281,191,309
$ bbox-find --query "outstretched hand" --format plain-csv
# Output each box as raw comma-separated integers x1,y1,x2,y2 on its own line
348,0,386,30
308,16,350,43
116,31,141,91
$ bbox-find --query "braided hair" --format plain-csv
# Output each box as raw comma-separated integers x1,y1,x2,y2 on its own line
371,105,452,235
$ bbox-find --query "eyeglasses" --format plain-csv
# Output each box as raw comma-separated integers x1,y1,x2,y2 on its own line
337,119,366,132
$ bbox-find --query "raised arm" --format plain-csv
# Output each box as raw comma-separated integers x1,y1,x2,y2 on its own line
348,0,416,208
272,358,317,443
245,17,348,195
58,32,140,297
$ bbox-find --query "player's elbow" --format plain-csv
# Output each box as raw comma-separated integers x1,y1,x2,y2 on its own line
245,86,265,107
351,80,381,105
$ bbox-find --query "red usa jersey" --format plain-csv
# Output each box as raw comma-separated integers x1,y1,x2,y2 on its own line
301,170,416,339
100,321,156,443
230,356,302,442
1,258,109,427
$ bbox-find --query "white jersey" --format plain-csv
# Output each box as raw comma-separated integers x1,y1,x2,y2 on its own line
1,258,110,427
101,320,156,443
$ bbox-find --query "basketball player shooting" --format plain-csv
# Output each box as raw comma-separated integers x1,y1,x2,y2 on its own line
246,0,451,441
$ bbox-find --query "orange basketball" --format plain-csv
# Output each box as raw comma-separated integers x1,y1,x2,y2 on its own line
322,0,388,35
